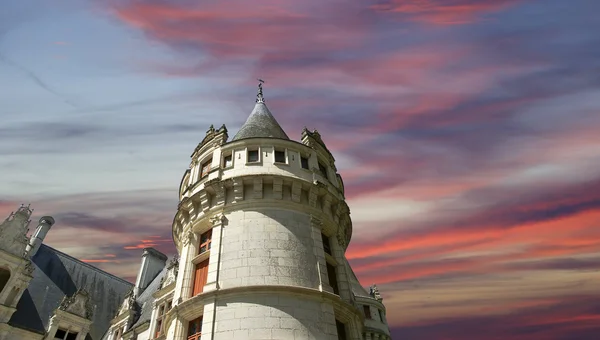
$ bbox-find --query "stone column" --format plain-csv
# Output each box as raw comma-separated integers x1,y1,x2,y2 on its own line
45,315,59,340
310,216,329,292
330,238,352,302
173,231,197,302
204,214,225,292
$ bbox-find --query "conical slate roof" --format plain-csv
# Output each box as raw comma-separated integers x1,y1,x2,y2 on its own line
232,82,289,141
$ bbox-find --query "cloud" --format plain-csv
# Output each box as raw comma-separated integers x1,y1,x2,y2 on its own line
371,0,523,25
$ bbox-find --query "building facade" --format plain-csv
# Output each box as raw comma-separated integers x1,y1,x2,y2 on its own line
0,84,391,340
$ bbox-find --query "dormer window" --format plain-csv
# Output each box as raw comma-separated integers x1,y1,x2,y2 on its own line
247,149,260,163
301,156,309,170
201,158,212,178
274,149,286,163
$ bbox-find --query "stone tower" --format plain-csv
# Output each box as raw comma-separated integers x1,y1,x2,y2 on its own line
166,83,391,340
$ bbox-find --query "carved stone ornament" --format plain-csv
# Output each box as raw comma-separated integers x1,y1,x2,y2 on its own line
209,214,224,227
23,260,35,276
337,225,347,248
183,230,195,246
118,289,136,315
59,290,94,319
310,216,322,229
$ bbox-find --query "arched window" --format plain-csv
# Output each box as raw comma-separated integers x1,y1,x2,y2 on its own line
0,268,10,295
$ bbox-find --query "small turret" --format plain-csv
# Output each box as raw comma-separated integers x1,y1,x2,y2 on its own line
0,204,33,257
26,216,55,258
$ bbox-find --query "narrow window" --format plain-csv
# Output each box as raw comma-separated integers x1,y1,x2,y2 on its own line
363,305,371,319
326,262,339,295
65,332,78,340
274,149,286,163
0,268,10,294
199,229,212,254
247,149,259,163
154,299,172,338
322,233,331,255
112,326,124,340
201,158,212,178
336,320,347,340
301,156,309,169
379,309,385,323
192,259,210,296
318,162,328,179
223,154,233,168
54,329,67,339
188,317,203,340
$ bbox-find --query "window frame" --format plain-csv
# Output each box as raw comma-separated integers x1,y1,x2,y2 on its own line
153,298,173,339
54,328,78,340
318,161,328,179
326,261,339,295
199,229,212,255
274,148,287,164
200,158,212,178
363,305,372,319
222,153,233,169
187,317,203,340
322,233,331,255
300,155,310,170
247,148,260,164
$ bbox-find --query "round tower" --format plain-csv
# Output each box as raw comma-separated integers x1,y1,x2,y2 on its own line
166,83,391,340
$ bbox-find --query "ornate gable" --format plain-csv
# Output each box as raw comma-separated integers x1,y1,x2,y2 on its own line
59,289,94,319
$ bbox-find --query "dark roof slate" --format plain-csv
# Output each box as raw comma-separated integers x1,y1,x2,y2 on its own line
9,244,133,339
232,102,290,141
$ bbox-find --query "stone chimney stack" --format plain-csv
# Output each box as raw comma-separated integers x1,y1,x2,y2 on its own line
134,248,167,296
26,216,55,258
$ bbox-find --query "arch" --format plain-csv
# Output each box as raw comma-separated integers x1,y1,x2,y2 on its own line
0,267,10,295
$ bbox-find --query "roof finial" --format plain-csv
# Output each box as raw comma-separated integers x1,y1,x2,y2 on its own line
256,78,265,103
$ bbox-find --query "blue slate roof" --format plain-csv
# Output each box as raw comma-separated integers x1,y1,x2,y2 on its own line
9,244,133,339
232,102,290,141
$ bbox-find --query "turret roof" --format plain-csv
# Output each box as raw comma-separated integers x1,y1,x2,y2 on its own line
231,81,289,141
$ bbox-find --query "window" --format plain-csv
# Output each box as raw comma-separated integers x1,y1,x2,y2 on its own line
201,158,212,178
326,262,339,295
363,305,371,319
112,326,124,340
247,149,259,163
336,320,347,340
322,233,331,255
154,299,172,338
379,309,385,323
0,268,9,295
54,329,78,340
188,317,203,340
274,149,286,163
192,258,209,296
223,154,233,168
301,156,309,169
199,229,212,254
318,162,328,179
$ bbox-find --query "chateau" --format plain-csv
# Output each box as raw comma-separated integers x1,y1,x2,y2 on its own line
0,84,391,340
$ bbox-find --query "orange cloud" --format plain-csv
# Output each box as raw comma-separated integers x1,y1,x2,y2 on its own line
371,0,522,25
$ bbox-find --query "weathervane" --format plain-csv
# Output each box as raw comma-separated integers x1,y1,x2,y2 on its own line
257,78,265,103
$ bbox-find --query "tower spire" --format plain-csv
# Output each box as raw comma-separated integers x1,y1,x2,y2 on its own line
256,78,265,103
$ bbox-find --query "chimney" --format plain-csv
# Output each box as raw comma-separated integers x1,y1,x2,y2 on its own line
26,216,55,258
134,248,167,296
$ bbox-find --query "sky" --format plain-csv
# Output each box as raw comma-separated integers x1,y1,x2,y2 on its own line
1,0,600,339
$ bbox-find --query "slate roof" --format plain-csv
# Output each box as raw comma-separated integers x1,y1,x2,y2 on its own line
9,244,133,339
232,102,290,141
344,259,371,298
130,266,167,330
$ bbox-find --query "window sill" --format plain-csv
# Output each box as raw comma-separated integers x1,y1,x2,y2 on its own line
274,162,289,166
192,250,211,264
245,161,262,165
